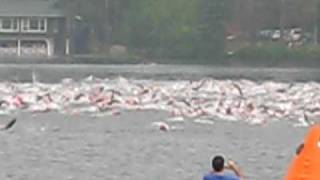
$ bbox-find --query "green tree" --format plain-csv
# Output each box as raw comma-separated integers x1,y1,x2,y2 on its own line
59,0,232,61
196,0,232,59
113,0,200,59
114,0,234,60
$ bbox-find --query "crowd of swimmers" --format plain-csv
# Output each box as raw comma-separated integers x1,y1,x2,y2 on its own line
0,76,319,179
0,77,319,127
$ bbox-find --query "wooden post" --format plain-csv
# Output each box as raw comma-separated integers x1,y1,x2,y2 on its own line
17,39,21,57
315,2,319,45
105,0,110,50
64,0,75,62
314,22,318,45
279,0,286,42
65,38,70,55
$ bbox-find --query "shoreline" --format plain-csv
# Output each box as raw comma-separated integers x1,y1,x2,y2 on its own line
0,64,318,82
0,55,319,68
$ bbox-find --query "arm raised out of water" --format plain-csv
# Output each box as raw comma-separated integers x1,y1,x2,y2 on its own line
0,118,16,131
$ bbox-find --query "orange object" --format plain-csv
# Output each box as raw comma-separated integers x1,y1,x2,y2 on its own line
285,125,320,180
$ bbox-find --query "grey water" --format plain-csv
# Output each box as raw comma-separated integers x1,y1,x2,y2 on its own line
0,64,319,82
0,64,315,180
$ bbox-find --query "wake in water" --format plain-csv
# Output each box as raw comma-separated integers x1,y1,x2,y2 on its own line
0,76,319,126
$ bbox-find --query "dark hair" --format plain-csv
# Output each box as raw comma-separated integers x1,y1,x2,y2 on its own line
212,155,225,172
296,143,304,155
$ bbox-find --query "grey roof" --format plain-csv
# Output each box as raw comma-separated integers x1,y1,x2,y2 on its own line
0,0,64,17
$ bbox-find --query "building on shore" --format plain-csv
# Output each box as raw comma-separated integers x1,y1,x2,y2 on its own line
0,0,67,58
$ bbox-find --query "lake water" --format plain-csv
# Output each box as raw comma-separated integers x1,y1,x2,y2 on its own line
0,64,316,180
0,64,319,82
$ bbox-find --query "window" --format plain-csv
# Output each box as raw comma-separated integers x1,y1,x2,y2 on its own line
0,18,19,32
30,19,38,30
13,20,18,30
0,40,18,56
20,40,48,56
40,19,45,31
21,18,47,33
22,19,28,31
2,19,11,29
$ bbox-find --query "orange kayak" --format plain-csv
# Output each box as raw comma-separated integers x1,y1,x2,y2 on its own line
285,125,320,180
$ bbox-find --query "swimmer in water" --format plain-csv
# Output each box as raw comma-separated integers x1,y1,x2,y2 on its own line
0,118,16,131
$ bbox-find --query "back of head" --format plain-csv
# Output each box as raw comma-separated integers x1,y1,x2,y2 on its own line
212,155,225,172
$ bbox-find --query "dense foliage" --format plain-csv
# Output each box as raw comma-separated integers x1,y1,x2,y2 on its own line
59,0,320,62
59,0,231,60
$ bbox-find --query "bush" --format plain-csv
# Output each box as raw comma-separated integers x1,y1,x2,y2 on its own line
232,43,320,62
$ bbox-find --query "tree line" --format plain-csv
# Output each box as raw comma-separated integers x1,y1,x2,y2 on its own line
59,0,320,60
231,0,320,42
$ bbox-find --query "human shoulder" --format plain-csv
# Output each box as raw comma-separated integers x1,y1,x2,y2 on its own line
224,173,240,180
203,173,239,180
203,173,219,180
203,173,214,180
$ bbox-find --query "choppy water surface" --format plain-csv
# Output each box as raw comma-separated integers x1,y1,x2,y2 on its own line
0,75,319,126
0,112,306,180
0,65,317,180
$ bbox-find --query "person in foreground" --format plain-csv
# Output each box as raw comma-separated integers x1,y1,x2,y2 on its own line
203,155,244,180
